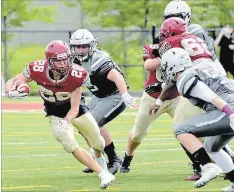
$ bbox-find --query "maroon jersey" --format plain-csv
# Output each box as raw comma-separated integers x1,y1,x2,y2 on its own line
159,33,212,61
23,60,88,117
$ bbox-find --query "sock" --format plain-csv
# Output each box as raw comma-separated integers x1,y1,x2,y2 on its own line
193,147,212,166
209,149,234,173
90,148,95,158
96,156,108,170
181,144,201,171
104,142,117,161
226,170,234,182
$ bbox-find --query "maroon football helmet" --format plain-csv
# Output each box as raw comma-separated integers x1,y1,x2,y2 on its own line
159,17,187,42
45,40,72,75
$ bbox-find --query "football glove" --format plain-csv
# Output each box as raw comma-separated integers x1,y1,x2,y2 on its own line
142,44,159,61
7,90,28,99
121,92,136,108
145,83,162,94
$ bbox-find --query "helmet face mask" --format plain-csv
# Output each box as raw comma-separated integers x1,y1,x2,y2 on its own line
45,40,72,76
69,29,98,62
49,56,73,76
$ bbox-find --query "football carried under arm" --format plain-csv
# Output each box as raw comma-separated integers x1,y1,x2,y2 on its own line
5,73,32,99
107,68,136,108
143,44,161,71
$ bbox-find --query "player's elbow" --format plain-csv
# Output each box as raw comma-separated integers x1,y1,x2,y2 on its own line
144,58,161,71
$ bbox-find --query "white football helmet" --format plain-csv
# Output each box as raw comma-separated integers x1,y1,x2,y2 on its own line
69,29,98,61
160,48,192,84
163,0,191,25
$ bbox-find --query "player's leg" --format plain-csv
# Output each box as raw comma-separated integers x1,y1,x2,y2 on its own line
174,110,234,188
87,94,126,174
73,112,108,170
172,97,205,180
49,115,115,189
204,136,234,191
120,93,179,173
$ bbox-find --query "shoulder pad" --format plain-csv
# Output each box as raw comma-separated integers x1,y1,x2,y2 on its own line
188,24,206,40
176,69,198,96
71,64,88,85
24,60,46,78
158,41,172,58
90,50,112,71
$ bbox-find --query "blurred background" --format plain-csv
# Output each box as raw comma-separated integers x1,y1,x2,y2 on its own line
2,0,234,96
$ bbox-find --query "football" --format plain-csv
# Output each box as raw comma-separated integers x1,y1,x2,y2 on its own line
12,80,30,94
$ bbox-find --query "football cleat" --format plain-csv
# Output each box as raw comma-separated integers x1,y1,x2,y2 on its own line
222,183,234,192
82,166,94,173
184,172,201,181
194,163,222,188
184,162,201,181
120,153,134,173
98,170,115,190
108,155,122,175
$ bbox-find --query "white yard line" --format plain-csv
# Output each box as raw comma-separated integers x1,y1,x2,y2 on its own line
2,110,169,116
2,144,234,158
2,138,175,145
0,148,198,158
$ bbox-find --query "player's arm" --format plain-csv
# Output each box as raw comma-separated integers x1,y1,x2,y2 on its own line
144,58,161,71
5,73,31,92
107,68,128,94
107,68,136,108
143,44,161,71
65,86,82,123
177,73,234,122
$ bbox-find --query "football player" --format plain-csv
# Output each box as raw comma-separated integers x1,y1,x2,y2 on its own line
5,40,115,190
150,17,234,188
69,29,136,174
120,44,180,173
158,0,232,180
158,47,234,191
120,0,228,176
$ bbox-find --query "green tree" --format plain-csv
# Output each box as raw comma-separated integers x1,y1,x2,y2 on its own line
2,0,56,28
65,0,234,90
2,0,56,80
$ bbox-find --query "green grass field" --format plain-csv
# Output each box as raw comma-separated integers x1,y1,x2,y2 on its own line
2,105,233,192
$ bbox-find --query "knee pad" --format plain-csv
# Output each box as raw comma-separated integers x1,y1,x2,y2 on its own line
130,129,148,142
50,116,79,153
91,136,105,151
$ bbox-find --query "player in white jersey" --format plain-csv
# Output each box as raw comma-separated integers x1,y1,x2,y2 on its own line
70,29,136,174
160,0,233,181
158,47,234,191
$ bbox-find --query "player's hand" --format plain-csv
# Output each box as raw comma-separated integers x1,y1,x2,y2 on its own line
142,44,158,61
145,83,162,94
121,92,137,108
229,113,234,130
57,119,69,132
7,90,28,99
149,104,160,115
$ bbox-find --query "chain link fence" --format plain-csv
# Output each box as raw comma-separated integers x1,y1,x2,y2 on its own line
1,27,222,93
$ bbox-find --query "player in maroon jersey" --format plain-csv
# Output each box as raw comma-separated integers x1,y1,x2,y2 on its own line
120,43,180,173
5,40,115,190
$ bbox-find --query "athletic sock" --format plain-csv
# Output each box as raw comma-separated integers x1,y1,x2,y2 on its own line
192,147,212,166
